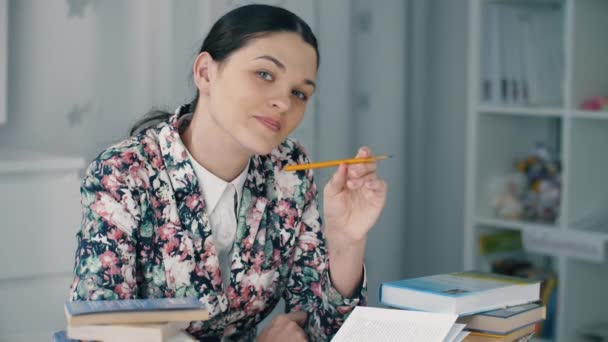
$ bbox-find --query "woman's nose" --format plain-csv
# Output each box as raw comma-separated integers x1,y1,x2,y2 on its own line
269,92,291,112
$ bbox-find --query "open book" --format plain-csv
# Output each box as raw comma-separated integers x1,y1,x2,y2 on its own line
332,306,470,342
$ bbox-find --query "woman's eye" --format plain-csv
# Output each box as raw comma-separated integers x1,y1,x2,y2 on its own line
256,70,273,81
292,90,308,101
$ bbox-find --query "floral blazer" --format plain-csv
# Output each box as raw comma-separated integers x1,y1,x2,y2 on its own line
69,105,367,341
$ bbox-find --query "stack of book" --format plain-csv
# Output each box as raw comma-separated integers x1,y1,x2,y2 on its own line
379,271,546,342
54,298,209,342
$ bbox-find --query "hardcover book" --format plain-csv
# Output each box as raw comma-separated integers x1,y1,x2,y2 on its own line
379,271,540,315
457,303,545,334
65,298,209,326
463,324,536,342
67,322,187,342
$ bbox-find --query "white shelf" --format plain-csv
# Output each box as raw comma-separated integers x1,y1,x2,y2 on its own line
467,0,608,340
570,110,608,120
475,217,559,232
562,228,608,243
476,216,608,243
478,105,565,118
0,149,85,174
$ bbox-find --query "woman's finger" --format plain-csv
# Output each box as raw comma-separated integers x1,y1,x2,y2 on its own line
363,180,388,203
356,146,372,158
324,163,347,197
349,146,376,178
347,172,380,190
284,311,307,327
347,178,363,190
364,179,386,191
349,169,378,181
349,162,377,179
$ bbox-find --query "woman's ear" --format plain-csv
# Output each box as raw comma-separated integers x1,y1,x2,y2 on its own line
193,52,216,95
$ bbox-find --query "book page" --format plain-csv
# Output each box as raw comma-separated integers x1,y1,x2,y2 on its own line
331,307,457,342
453,331,470,342
443,323,466,342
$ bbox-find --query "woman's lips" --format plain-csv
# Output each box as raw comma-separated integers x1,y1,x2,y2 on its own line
255,116,281,132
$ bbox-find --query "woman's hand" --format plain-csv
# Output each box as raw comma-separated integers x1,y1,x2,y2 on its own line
323,146,387,243
257,312,308,342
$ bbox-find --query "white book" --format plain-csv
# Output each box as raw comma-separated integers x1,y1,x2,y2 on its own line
500,5,512,105
498,3,511,104
481,3,494,103
523,9,541,105
525,7,563,106
67,322,189,342
501,4,523,106
516,9,532,105
542,7,564,106
510,6,528,106
485,3,502,105
331,306,458,342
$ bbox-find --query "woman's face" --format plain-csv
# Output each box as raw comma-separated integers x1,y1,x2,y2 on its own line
201,32,318,155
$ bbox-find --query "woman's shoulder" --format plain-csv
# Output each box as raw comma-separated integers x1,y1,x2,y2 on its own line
85,130,163,181
92,132,156,161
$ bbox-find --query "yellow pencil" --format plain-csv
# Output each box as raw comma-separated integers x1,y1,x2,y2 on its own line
284,155,392,171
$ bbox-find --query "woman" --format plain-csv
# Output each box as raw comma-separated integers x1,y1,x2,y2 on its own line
69,4,387,341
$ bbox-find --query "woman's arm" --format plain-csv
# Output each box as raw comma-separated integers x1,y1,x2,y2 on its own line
70,158,141,301
323,147,387,298
324,232,365,298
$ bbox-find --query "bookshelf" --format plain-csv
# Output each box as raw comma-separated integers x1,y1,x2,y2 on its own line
0,0,7,125
465,0,608,341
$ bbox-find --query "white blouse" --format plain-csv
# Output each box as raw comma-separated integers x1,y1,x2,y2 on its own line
187,150,249,288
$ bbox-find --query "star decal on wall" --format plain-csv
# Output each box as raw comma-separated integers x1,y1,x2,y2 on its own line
67,103,91,127
66,0,94,18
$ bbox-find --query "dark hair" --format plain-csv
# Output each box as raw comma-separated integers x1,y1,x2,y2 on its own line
129,4,320,136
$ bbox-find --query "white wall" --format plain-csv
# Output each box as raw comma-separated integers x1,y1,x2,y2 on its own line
424,0,468,274
350,0,408,305
0,0,412,338
0,1,236,161
403,0,468,277
0,0,7,125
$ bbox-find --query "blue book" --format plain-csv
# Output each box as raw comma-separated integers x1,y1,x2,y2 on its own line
379,271,540,316
457,302,546,334
65,298,209,326
65,297,203,316
53,330,81,342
